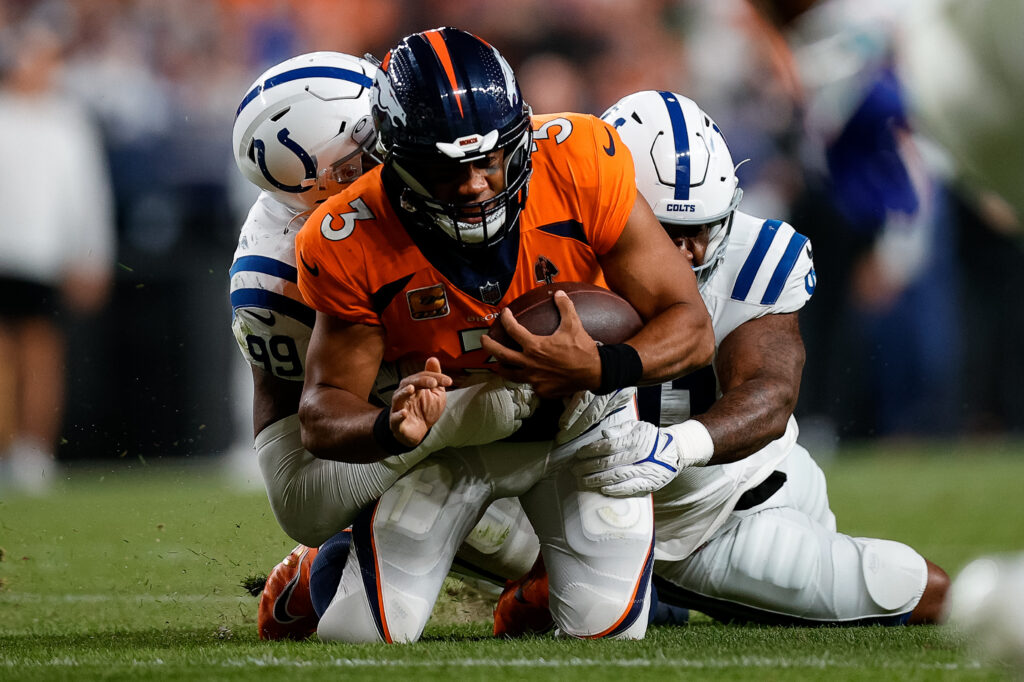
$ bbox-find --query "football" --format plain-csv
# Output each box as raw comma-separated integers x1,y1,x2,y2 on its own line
486,281,643,350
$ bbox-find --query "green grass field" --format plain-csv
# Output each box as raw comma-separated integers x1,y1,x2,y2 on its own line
2,442,1022,681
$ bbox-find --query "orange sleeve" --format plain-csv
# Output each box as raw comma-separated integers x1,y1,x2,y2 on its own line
294,197,382,326
575,115,638,254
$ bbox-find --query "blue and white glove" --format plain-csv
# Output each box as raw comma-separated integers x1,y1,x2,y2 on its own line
555,387,636,445
572,419,715,497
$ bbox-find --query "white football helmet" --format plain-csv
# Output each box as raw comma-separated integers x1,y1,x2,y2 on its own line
601,90,742,288
232,52,378,212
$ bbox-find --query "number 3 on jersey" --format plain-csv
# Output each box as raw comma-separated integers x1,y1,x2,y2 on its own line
321,197,374,241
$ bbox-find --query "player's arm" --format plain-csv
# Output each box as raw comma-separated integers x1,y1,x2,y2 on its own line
572,311,805,496
696,311,804,465
482,195,713,398
298,312,451,463
599,194,715,384
251,368,303,436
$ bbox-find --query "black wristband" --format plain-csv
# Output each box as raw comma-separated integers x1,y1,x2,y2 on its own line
373,408,414,456
596,343,644,395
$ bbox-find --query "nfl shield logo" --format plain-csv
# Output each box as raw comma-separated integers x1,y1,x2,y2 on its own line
479,281,502,305
407,284,450,320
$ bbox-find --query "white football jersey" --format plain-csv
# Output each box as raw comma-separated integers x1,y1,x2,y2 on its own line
230,191,314,382
651,210,816,561
229,192,403,402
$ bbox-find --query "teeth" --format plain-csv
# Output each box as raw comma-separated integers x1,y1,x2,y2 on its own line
435,205,506,243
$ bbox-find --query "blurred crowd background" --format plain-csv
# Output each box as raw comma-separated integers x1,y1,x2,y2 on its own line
1,0,1022,471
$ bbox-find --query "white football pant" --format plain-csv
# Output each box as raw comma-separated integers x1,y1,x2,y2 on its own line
255,413,537,581
317,407,654,643
653,445,929,624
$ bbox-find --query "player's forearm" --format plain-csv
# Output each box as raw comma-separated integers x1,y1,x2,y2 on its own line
630,302,715,385
297,385,392,463
251,368,303,437
695,377,796,465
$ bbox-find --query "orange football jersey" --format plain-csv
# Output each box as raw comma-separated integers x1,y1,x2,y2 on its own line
295,113,637,374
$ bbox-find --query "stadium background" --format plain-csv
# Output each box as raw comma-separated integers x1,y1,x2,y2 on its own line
1,0,1021,465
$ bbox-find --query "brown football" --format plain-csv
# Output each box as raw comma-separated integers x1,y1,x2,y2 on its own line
486,281,643,350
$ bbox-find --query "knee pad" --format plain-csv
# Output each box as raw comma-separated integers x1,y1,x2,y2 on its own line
858,538,928,612
373,463,455,538
456,497,539,583
568,492,653,557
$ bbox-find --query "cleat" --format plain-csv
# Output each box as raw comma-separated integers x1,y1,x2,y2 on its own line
258,545,319,640
493,555,554,638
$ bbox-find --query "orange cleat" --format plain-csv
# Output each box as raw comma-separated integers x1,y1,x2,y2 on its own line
493,555,554,638
257,545,319,640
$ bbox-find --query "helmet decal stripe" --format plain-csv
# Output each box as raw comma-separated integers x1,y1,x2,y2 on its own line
424,29,465,117
656,90,690,200
236,67,373,118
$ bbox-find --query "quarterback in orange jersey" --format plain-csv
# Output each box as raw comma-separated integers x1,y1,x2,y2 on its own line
298,112,640,375
294,28,713,644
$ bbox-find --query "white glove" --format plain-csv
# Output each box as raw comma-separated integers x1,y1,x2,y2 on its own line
555,387,636,445
572,419,715,497
414,375,538,454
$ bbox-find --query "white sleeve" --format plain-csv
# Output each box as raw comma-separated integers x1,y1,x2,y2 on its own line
707,218,817,340
726,219,815,315
230,197,316,381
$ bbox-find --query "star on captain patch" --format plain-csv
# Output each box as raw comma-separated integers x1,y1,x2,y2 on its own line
407,283,450,320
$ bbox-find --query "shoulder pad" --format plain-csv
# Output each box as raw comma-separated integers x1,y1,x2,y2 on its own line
729,219,813,306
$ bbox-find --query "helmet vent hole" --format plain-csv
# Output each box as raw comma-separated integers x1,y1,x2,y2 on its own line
246,141,256,162
270,107,290,122
338,121,347,134
631,112,643,124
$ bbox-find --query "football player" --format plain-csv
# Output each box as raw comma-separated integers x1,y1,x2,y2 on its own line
229,51,541,640
496,90,950,633
294,28,715,643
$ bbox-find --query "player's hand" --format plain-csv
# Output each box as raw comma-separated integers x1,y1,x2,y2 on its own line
555,387,635,445
571,420,680,497
481,290,601,398
390,357,452,447
417,374,538,453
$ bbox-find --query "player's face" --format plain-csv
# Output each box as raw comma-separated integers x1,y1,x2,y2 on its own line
422,150,507,216
662,223,710,267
